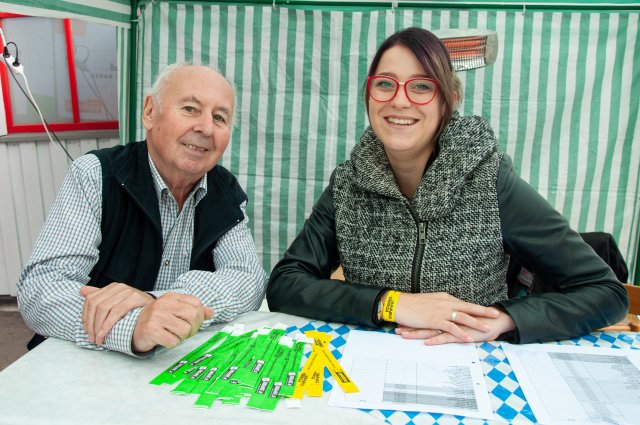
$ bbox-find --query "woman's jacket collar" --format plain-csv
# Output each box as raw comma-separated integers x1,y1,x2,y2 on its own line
349,111,499,220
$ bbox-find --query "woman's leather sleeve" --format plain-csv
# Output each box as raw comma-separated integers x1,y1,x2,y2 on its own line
495,155,628,343
266,175,385,327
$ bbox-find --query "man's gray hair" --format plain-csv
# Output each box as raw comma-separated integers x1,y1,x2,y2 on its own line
148,62,238,126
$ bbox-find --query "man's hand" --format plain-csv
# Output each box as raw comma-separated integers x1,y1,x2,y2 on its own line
80,283,155,345
132,293,214,353
395,307,515,344
393,292,501,342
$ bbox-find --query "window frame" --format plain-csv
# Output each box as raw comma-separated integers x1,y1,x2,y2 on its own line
0,13,118,134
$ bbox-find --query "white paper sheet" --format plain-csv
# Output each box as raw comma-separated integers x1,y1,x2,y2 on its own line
327,330,494,420
503,343,640,425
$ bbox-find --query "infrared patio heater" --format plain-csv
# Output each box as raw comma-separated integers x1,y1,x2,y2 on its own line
433,29,499,71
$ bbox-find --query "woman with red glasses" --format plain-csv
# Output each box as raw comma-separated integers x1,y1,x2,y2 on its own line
267,27,627,344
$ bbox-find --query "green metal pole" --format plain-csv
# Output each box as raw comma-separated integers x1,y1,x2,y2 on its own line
634,245,639,285
127,0,139,144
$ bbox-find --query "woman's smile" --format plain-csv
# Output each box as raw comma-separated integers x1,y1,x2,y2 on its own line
385,116,419,126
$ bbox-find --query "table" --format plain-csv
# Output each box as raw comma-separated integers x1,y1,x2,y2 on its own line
0,311,638,425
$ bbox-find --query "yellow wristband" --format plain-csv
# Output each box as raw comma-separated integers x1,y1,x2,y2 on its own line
381,290,400,322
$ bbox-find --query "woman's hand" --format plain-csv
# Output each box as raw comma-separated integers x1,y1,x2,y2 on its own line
395,306,515,344
393,292,501,342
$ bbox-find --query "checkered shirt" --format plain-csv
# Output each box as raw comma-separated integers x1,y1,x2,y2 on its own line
17,153,267,356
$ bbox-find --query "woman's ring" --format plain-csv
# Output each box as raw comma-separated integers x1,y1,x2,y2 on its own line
436,329,443,335
451,311,458,322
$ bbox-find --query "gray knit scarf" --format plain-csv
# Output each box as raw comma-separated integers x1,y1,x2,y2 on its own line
332,112,509,305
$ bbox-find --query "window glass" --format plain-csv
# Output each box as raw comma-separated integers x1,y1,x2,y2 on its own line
3,17,72,124
71,19,118,121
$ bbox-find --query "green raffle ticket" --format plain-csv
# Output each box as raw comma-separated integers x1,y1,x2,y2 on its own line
149,324,357,412
149,323,310,412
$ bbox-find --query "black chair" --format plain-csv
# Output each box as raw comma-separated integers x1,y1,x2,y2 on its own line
506,231,629,298
27,333,47,350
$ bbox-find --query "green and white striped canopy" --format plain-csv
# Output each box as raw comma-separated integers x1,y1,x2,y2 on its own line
135,3,640,279
276,0,640,9
0,0,131,27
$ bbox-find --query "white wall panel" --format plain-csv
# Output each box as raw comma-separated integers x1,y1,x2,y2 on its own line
0,143,19,296
0,134,119,296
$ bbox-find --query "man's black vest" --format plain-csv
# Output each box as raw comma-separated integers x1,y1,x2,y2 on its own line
87,141,247,291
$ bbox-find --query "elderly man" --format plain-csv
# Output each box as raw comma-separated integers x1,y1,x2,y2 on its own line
17,64,267,356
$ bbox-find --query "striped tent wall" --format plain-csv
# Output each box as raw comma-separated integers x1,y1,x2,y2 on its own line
0,0,131,28
135,3,640,280
278,0,640,9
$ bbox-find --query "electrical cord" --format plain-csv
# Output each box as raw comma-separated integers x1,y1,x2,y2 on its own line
3,55,74,162
75,44,116,121
80,68,117,120
3,41,18,59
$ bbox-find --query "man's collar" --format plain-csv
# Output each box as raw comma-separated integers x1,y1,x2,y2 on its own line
147,154,208,203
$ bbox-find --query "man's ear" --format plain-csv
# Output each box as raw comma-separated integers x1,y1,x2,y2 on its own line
142,96,155,131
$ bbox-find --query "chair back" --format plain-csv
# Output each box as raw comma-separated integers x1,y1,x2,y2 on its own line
624,283,640,315
602,283,640,332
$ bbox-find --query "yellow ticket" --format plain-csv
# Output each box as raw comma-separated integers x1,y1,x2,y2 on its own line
292,349,320,399
305,331,359,394
317,345,358,393
304,330,332,346
307,366,323,397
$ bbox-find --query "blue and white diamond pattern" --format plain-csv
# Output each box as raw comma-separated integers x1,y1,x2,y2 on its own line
287,322,640,425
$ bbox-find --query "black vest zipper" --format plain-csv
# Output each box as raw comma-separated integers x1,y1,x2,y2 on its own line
406,203,427,294
120,182,163,236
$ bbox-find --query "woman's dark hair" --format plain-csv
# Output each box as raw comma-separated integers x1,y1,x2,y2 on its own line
364,27,462,140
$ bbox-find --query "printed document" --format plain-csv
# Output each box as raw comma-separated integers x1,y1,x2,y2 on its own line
503,343,640,425
328,330,494,420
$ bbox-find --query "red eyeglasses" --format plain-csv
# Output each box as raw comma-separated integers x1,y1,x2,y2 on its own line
367,75,438,105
